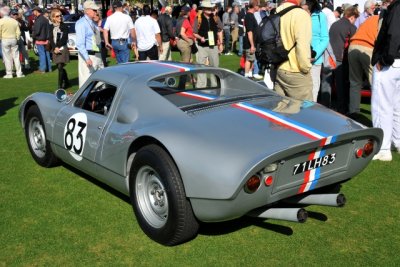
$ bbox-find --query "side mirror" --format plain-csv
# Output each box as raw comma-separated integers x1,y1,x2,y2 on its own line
55,89,67,102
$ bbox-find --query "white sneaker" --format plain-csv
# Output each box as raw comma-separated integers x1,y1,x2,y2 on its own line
17,74,25,78
3,74,13,79
253,74,264,80
372,150,392,161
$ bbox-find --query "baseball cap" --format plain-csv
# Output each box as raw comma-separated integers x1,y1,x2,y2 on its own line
112,1,123,8
32,6,43,12
83,1,99,10
181,6,191,12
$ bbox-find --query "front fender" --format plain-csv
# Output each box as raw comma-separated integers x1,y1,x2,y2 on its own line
19,92,67,142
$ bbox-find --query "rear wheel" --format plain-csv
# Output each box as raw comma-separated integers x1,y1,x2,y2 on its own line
24,105,58,167
129,144,199,246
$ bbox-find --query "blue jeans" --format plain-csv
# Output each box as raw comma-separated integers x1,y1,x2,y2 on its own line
254,58,260,75
238,36,243,56
112,39,130,64
37,44,51,72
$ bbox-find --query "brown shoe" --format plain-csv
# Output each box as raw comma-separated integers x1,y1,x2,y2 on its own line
33,70,45,74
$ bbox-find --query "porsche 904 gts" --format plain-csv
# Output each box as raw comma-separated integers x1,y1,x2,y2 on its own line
19,62,383,246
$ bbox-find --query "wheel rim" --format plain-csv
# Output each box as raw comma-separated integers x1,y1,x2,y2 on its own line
135,166,169,228
28,117,46,158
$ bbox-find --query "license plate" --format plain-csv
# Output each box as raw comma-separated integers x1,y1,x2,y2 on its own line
293,153,336,175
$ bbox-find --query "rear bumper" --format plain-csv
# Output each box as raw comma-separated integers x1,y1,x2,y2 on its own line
190,128,382,222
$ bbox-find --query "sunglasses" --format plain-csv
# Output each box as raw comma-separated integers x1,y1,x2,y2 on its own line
54,15,61,17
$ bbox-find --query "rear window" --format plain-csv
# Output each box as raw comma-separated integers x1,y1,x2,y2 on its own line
148,70,271,108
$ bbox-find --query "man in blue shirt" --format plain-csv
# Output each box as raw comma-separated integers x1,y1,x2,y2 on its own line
75,0,104,87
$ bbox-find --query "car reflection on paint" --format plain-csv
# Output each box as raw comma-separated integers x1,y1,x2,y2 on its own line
65,21,78,56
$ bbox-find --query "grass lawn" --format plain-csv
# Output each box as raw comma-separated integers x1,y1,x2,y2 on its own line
1,52,399,266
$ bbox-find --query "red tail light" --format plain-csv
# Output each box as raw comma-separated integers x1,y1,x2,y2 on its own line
355,148,363,158
363,140,374,156
244,175,261,193
264,176,273,186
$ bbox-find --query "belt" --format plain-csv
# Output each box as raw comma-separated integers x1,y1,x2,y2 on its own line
113,38,127,42
87,50,99,55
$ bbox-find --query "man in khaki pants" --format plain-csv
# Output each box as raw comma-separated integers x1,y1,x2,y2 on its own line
0,6,24,78
273,0,313,101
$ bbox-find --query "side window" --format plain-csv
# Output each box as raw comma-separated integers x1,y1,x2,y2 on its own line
74,81,117,116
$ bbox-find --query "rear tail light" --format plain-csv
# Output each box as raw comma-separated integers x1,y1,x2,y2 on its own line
244,175,261,193
363,140,374,156
355,140,375,158
264,175,273,186
355,148,363,158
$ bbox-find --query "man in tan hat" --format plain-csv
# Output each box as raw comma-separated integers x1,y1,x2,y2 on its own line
75,0,104,87
193,0,223,87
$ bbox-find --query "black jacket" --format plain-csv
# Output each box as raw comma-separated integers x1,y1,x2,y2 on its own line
157,13,174,42
49,23,69,50
32,14,50,41
195,14,218,47
371,0,400,66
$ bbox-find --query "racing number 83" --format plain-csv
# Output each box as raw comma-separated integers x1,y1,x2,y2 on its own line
65,118,87,155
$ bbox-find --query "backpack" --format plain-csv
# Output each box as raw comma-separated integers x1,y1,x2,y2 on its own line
175,17,185,38
256,5,301,67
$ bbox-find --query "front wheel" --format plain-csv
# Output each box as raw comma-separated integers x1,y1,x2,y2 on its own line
129,144,199,246
24,105,58,167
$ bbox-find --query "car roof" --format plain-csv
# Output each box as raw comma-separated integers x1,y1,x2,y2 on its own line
92,61,223,85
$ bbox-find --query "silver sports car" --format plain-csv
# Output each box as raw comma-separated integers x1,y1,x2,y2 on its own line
19,62,383,246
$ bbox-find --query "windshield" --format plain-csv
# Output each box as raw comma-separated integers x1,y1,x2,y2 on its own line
65,22,76,34
148,70,273,109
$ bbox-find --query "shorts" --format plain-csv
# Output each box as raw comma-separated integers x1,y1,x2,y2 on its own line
245,49,255,62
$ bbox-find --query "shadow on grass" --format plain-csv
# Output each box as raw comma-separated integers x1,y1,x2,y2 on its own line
0,97,18,117
307,211,328,221
349,112,372,127
199,217,294,236
60,163,335,238
62,163,131,205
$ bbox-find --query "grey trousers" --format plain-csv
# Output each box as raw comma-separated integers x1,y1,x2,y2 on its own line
348,45,373,114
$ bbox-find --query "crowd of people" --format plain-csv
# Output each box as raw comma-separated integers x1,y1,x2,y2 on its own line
0,0,399,161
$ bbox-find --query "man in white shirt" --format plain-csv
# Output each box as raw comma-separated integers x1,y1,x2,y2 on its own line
134,5,162,60
103,1,135,63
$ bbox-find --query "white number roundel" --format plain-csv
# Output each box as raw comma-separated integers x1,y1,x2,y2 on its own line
64,113,87,161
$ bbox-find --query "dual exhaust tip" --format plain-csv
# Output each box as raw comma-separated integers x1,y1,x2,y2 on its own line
249,193,346,223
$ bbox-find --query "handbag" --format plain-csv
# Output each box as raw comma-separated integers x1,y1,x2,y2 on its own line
323,43,337,70
191,42,198,54
45,41,52,52
53,47,70,64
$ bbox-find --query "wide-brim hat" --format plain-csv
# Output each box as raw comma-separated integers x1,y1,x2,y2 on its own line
83,1,99,10
201,0,215,8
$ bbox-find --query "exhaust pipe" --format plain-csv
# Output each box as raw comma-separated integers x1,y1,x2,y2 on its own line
284,193,346,207
249,208,308,223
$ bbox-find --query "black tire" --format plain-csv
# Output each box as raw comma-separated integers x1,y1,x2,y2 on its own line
24,105,59,167
129,144,199,246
